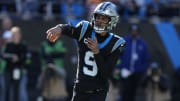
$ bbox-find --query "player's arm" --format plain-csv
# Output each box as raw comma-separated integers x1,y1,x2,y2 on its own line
46,22,83,42
46,25,62,42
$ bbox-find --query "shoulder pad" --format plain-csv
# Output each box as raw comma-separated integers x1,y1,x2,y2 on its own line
76,20,89,41
111,37,125,53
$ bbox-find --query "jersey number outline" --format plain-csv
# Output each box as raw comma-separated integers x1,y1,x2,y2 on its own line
83,51,98,77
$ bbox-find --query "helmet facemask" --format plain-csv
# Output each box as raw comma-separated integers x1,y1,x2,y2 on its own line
92,13,111,33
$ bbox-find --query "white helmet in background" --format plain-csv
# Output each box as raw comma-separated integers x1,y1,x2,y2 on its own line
92,2,119,33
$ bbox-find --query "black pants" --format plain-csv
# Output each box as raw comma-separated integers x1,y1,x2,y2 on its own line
71,89,108,101
65,79,74,101
120,73,143,101
5,73,20,101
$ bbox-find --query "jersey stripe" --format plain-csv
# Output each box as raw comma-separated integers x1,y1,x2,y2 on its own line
78,21,89,41
111,38,125,53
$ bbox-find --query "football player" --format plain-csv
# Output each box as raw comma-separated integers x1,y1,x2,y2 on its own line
46,2,125,101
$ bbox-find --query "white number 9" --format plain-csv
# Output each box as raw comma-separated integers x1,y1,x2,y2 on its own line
83,51,98,77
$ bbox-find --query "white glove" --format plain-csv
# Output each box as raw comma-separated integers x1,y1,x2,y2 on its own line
121,68,132,79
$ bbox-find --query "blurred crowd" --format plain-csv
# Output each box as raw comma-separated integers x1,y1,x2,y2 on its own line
0,0,180,22
0,16,71,101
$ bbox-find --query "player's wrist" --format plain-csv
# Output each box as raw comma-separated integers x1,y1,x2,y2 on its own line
56,24,63,33
93,49,100,54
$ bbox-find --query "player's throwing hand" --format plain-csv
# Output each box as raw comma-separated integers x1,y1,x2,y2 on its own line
46,26,62,42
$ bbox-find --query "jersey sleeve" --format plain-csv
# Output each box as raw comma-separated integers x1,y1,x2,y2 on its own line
57,21,89,41
111,36,126,53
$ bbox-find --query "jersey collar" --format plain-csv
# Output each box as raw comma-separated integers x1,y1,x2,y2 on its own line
91,30,113,49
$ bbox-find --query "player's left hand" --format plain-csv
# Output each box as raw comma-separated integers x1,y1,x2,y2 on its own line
86,37,100,54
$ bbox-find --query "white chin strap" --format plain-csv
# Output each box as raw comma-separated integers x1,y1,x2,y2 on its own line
93,26,107,33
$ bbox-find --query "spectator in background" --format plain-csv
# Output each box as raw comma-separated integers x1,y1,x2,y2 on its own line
0,17,13,48
134,0,147,19
146,0,165,17
37,63,67,101
171,65,180,101
0,30,13,101
0,16,13,101
0,50,6,101
0,4,9,18
15,0,23,17
2,26,29,101
123,0,139,19
41,40,66,100
40,39,67,75
0,39,11,101
142,61,171,101
11,27,29,101
60,0,86,26
161,0,180,18
116,24,150,101
110,0,125,19
21,0,39,20
0,51,6,101
43,0,56,20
